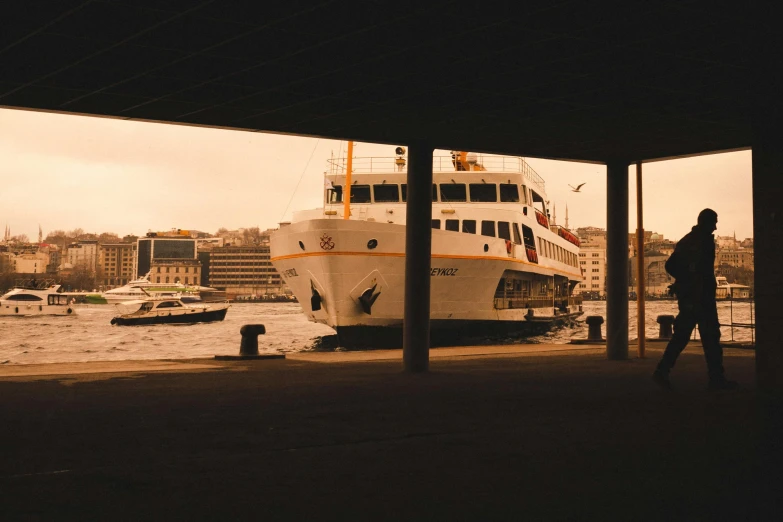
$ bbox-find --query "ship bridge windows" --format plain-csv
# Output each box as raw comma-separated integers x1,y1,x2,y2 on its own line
499,184,519,202
327,185,342,204
373,184,399,202
481,221,496,237
462,220,476,234
349,185,371,203
521,224,537,249
530,189,547,215
469,184,497,202
512,223,522,244
401,184,438,202
440,183,467,202
497,221,511,241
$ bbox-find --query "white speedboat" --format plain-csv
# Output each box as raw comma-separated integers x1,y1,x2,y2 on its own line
110,297,230,326
1,283,78,316
102,273,213,303
270,149,584,348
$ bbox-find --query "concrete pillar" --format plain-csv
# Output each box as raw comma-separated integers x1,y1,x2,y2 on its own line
403,142,434,372
606,160,629,360
752,122,783,394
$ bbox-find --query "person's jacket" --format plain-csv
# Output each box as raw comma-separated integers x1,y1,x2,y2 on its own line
665,225,717,303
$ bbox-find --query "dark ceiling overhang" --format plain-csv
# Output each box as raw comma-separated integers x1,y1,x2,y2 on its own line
0,1,777,163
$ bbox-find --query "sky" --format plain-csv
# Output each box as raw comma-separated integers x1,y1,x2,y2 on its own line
0,108,754,243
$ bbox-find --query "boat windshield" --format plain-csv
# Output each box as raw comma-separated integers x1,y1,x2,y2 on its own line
140,302,154,312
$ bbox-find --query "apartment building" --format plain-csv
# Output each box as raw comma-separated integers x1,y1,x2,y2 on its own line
99,242,136,287
205,245,283,298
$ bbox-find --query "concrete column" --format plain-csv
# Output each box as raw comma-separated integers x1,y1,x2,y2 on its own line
403,142,434,372
606,160,629,360
753,123,783,394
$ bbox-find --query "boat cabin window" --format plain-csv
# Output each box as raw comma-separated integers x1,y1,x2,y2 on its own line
373,184,399,202
440,183,467,202
497,222,511,241
156,301,182,308
48,295,70,305
431,219,441,229
445,219,459,232
350,185,371,203
519,184,529,205
512,223,522,244
499,184,519,202
481,220,496,237
462,220,476,234
6,294,42,301
141,302,154,311
469,184,497,202
521,224,536,249
327,185,342,204
401,184,438,202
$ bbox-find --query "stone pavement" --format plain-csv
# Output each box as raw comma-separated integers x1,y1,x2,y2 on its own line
0,344,780,521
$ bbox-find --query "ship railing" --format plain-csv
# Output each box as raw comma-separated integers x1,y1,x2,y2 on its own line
327,155,545,191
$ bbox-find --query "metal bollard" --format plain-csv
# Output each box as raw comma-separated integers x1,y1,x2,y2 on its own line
656,315,675,340
239,324,266,356
585,316,604,341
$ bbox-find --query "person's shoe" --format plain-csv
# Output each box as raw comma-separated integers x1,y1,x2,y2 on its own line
652,369,672,390
708,378,739,391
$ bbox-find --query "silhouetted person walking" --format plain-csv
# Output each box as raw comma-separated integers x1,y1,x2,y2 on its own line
652,209,738,390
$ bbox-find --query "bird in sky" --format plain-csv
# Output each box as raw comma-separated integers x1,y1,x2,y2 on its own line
569,182,586,192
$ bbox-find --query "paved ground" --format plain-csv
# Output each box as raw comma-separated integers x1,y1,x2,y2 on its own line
0,344,780,521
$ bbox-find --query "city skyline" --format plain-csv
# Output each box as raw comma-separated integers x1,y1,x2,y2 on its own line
1,108,754,243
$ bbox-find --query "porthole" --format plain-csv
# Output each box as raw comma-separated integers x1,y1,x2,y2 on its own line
484,244,489,252
298,241,305,250
367,239,378,250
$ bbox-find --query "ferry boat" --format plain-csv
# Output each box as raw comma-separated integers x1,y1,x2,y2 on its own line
1,281,78,316
270,149,584,348
101,273,214,303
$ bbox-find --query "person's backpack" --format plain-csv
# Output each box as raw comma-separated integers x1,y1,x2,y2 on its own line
665,249,683,279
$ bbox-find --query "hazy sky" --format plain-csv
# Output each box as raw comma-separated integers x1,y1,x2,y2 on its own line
0,108,753,242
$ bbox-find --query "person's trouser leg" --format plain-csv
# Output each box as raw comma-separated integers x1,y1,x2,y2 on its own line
698,301,725,381
657,303,697,373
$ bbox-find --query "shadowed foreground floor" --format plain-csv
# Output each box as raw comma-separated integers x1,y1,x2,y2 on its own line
0,345,780,521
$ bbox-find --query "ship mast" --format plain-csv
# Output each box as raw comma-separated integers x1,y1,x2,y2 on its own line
343,141,354,220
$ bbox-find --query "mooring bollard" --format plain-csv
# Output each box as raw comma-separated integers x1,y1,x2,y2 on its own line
586,315,604,342
656,315,675,340
239,324,266,356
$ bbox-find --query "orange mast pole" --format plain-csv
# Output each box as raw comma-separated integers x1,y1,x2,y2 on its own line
343,141,353,220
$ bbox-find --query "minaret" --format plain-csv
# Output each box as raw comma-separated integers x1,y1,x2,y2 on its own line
565,204,570,230
38,224,43,244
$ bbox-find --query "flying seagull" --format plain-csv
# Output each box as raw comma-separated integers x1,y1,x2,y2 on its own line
569,182,586,192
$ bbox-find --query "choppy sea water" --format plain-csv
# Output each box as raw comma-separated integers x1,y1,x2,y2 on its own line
0,301,755,365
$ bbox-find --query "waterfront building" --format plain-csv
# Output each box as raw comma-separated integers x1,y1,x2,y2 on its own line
715,247,754,270
99,242,136,288
64,240,99,272
204,245,284,299
575,227,607,297
149,259,201,285
134,236,198,278
630,251,673,296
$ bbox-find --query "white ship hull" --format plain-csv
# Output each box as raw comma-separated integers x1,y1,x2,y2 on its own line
271,219,582,347
0,303,76,316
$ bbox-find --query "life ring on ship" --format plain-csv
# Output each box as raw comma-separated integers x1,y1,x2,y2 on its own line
505,240,513,254
66,308,73,314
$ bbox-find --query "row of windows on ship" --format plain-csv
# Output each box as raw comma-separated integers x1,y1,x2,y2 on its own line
327,182,544,206
431,218,578,269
